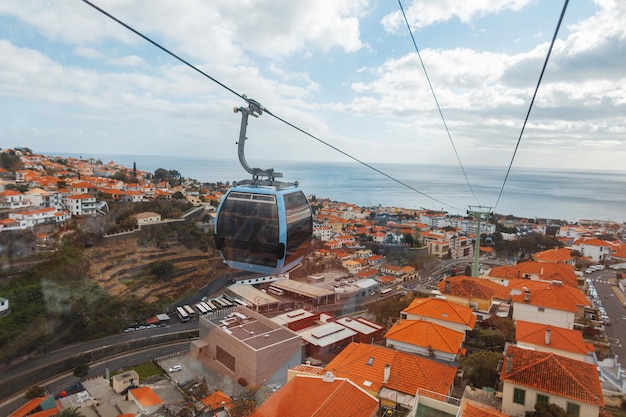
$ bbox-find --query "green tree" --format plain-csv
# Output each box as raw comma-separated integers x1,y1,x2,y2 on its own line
58,407,87,417
402,233,415,247
24,385,46,399
460,350,502,388
525,402,569,417
73,362,89,378
150,260,175,280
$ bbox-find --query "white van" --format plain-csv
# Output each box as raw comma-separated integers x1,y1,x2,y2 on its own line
168,365,182,373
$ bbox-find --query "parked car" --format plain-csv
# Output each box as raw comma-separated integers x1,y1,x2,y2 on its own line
168,365,182,372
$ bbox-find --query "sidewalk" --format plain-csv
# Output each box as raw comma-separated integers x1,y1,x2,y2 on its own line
611,284,626,307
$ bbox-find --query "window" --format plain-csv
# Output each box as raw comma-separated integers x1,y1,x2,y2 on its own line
536,394,548,403
538,307,545,312
513,388,526,405
566,402,580,417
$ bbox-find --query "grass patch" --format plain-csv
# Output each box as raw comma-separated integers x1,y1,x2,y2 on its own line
128,362,164,379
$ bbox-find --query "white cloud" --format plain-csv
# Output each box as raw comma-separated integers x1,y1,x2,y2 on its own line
381,0,533,32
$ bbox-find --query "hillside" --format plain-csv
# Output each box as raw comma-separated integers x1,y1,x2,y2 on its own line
86,234,229,304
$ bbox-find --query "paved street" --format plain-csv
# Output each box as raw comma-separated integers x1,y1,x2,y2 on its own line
589,270,626,370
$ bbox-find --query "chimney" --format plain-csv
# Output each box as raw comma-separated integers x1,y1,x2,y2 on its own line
505,354,513,372
523,287,530,302
445,280,451,294
540,267,544,275
545,329,551,345
322,371,335,383
383,364,391,384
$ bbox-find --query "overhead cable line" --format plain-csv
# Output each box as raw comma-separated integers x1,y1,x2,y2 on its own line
493,0,570,212
398,0,480,206
82,0,464,212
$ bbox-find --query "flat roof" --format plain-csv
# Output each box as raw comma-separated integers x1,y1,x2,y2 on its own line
270,279,335,298
299,322,357,347
356,278,378,289
207,308,300,351
335,317,382,335
227,283,280,306
271,309,316,326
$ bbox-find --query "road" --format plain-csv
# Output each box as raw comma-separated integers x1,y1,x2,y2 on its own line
0,341,192,417
589,270,625,368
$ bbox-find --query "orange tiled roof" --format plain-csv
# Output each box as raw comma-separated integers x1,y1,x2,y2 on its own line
200,390,232,410
326,342,457,396
249,374,378,417
501,345,604,406
437,276,511,301
130,386,163,407
403,297,477,329
385,320,465,354
573,237,612,247
515,320,592,355
460,400,509,417
489,261,578,287
508,279,588,312
532,247,574,263
8,396,60,417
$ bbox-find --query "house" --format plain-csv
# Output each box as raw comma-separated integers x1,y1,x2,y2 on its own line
500,345,604,417
128,386,163,415
508,279,588,329
65,193,108,216
0,189,30,209
135,211,161,226
488,261,579,287
384,319,465,362
69,181,98,197
515,320,593,362
572,237,613,263
249,372,378,417
437,276,512,320
199,390,232,416
401,297,477,337
532,247,577,267
325,342,457,410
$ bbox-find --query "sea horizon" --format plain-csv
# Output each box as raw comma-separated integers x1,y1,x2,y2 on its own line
46,151,626,225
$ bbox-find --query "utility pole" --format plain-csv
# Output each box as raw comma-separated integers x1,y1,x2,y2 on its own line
467,205,493,277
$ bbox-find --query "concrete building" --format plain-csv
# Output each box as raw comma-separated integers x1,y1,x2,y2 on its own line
299,322,358,363
112,370,139,394
192,306,302,388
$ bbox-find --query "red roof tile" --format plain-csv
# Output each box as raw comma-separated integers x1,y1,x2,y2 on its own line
515,320,592,355
501,345,603,406
326,342,457,396
249,374,378,417
488,261,578,287
508,279,588,312
385,320,465,354
403,297,477,329
438,276,511,301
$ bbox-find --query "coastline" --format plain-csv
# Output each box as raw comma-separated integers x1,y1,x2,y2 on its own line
44,152,626,224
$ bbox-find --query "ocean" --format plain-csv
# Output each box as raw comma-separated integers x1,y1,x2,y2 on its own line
51,152,626,224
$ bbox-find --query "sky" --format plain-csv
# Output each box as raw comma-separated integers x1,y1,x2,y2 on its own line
0,0,625,172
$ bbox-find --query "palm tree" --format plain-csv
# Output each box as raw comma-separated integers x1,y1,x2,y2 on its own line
57,407,86,417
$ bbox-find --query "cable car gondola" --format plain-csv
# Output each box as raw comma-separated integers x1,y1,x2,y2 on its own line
214,98,313,275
